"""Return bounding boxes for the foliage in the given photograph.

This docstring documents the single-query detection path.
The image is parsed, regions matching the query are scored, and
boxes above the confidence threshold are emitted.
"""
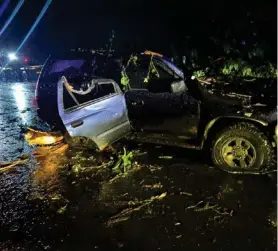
[120,53,161,90]
[143,55,159,83]
[193,58,277,79]
[57,205,67,214]
[112,147,133,174]
[120,71,130,91]
[176,10,276,81]
[120,54,138,91]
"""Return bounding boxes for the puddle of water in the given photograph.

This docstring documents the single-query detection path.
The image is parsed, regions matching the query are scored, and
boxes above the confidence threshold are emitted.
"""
[32,144,69,186]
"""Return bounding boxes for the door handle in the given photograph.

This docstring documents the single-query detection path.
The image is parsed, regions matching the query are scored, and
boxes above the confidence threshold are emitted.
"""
[71,120,84,128]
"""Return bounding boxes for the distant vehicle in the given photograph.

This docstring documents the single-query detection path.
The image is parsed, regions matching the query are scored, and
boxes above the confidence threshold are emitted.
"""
[35,51,277,174]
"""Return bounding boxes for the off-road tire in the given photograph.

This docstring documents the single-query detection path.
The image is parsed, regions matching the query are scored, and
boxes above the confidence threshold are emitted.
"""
[211,122,274,174]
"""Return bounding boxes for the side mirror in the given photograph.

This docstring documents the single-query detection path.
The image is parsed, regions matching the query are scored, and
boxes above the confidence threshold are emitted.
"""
[171,80,188,93]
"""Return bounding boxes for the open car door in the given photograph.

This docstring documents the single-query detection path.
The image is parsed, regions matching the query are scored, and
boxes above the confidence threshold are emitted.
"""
[57,77,131,150]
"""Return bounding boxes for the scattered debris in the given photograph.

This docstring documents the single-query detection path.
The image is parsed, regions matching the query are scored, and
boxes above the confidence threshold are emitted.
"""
[112,147,134,174]
[25,127,64,146]
[142,183,163,189]
[33,143,69,157]
[104,217,129,226]
[268,215,277,228]
[185,200,233,216]
[194,202,219,212]
[185,200,204,211]
[158,156,173,159]
[71,160,113,176]
[149,164,162,172]
[106,192,167,227]
[132,149,147,157]
[180,191,193,196]
[27,193,46,201]
[244,112,252,117]
[0,165,17,174]
[51,194,63,201]
[57,205,67,214]
[108,165,142,184]
[0,157,28,174]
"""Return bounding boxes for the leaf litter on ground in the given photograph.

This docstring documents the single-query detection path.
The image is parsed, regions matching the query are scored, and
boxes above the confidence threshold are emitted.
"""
[185,200,233,216]
[159,155,173,159]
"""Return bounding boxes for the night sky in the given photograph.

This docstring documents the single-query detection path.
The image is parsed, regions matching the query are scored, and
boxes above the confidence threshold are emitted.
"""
[0,0,276,61]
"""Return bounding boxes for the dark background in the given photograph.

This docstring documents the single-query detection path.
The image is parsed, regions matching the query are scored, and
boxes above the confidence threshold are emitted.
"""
[0,0,276,62]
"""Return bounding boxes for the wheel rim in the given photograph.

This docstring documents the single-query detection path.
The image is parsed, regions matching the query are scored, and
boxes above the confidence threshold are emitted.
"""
[221,137,257,169]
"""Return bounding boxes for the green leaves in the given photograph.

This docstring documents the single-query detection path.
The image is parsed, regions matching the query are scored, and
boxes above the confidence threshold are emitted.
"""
[194,58,277,79]
[120,54,162,91]
[130,55,138,66]
[112,147,134,174]
[242,67,252,76]
[120,55,139,91]
[120,72,130,91]
[143,77,149,83]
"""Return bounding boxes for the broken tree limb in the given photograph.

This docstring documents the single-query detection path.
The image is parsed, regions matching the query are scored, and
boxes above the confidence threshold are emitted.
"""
[25,127,64,146]
[105,192,167,227]
[0,158,28,168]
[0,158,28,174]
[185,201,204,211]
[185,200,233,216]
[0,166,17,174]
[33,143,69,157]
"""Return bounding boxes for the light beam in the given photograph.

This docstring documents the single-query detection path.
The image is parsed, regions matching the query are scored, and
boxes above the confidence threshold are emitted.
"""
[16,0,52,53]
[0,0,10,18]
[0,0,25,37]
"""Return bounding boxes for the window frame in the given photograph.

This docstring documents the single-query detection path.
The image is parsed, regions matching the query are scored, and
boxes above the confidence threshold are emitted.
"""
[62,79,121,113]
[128,57,183,92]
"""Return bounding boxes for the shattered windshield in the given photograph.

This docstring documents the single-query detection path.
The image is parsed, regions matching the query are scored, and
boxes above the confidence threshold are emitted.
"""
[154,58,183,80]
[161,58,184,79]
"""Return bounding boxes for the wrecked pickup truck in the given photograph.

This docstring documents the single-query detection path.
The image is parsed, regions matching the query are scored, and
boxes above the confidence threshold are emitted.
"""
[35,51,277,174]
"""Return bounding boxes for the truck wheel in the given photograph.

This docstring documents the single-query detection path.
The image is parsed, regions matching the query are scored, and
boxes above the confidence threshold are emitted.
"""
[211,122,274,174]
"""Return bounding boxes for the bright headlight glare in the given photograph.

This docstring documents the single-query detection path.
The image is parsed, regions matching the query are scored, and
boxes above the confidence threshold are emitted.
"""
[8,53,17,61]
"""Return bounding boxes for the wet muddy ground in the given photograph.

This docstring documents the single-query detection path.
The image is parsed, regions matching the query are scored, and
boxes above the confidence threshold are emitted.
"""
[0,82,277,250]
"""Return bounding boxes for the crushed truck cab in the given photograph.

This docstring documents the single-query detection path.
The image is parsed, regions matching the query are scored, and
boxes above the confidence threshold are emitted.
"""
[36,51,276,174]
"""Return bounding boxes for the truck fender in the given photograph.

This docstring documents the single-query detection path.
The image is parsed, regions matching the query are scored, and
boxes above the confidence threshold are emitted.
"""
[203,116,268,140]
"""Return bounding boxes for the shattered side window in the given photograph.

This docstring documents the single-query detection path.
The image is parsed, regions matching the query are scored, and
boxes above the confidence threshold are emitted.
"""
[127,57,150,89]
[63,86,78,110]
[63,83,116,110]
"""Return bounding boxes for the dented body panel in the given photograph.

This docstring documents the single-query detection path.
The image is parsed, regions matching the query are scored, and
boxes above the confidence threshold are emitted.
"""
[57,78,130,150]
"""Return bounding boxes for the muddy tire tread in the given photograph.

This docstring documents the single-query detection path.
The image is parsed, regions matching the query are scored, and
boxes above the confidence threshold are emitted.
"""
[211,122,274,173]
